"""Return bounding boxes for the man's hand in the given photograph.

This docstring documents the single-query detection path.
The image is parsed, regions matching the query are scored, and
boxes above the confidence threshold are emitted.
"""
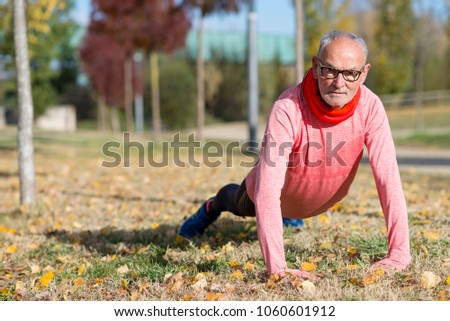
[371,258,409,272]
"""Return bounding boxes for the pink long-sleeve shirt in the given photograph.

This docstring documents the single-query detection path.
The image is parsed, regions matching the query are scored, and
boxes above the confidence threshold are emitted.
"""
[245,83,411,275]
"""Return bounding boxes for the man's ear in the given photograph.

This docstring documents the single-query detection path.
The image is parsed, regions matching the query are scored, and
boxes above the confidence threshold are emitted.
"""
[360,63,371,84]
[312,56,319,79]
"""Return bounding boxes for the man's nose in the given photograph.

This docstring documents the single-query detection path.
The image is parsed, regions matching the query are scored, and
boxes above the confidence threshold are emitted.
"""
[333,73,346,88]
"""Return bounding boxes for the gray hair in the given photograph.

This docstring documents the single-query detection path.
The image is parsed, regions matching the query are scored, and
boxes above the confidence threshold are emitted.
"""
[318,30,369,62]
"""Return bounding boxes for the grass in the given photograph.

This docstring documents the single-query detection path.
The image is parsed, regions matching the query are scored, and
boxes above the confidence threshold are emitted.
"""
[1,129,450,301]
[386,104,450,131]
[395,132,450,149]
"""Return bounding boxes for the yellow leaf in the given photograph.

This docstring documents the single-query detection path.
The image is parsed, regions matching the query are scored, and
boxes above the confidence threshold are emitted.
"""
[446,276,450,285]
[150,222,160,230]
[206,292,225,301]
[200,243,210,253]
[243,262,255,271]
[6,245,17,254]
[330,203,343,212]
[319,242,332,249]
[347,264,359,270]
[227,260,240,268]
[319,215,330,224]
[229,270,244,280]
[72,278,84,287]
[175,235,185,245]
[221,242,235,254]
[422,230,440,241]
[182,295,193,301]
[374,267,385,276]
[0,288,13,297]
[301,262,316,271]
[78,264,86,276]
[363,268,384,285]
[38,271,54,287]
[347,247,359,255]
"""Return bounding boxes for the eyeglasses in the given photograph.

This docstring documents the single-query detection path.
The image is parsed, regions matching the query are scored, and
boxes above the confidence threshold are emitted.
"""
[317,59,365,82]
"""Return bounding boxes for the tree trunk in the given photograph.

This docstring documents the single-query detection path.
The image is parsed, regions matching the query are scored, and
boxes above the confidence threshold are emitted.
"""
[196,17,205,143]
[150,52,161,141]
[97,95,109,131]
[110,106,121,133]
[124,57,134,132]
[14,0,35,205]
[295,0,304,84]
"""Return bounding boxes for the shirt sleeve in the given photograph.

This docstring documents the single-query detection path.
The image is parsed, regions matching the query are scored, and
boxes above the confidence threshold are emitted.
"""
[364,98,411,269]
[254,101,296,275]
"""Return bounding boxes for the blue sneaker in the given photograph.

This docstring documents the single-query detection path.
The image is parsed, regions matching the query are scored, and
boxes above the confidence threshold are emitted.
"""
[282,218,305,228]
[179,198,220,238]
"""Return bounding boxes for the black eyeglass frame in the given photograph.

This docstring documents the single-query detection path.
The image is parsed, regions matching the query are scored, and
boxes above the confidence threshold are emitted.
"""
[317,58,366,82]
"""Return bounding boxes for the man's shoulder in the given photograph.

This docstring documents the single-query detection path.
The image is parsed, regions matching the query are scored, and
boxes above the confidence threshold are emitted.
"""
[360,85,382,105]
[277,84,301,102]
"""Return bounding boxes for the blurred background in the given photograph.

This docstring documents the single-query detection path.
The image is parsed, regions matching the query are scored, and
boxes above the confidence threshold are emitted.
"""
[0,0,449,139]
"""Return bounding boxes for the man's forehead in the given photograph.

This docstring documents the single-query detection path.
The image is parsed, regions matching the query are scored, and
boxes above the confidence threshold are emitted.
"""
[320,38,366,65]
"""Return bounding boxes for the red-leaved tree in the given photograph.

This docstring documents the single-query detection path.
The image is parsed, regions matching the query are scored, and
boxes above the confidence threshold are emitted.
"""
[79,30,142,132]
[86,0,190,138]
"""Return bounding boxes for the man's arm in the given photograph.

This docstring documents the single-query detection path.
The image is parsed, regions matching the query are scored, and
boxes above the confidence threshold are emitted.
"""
[365,99,411,270]
[253,102,295,276]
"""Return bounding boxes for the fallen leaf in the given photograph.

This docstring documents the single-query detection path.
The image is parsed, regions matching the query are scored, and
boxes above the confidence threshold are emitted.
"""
[347,247,359,255]
[420,271,441,289]
[206,292,225,301]
[243,262,255,271]
[116,265,129,275]
[191,273,208,290]
[38,271,54,288]
[422,230,441,242]
[447,276,450,285]
[72,277,84,287]
[6,245,17,254]
[301,262,316,271]
[229,270,244,280]
[228,260,240,268]
[225,283,236,293]
[30,265,41,274]
[301,280,316,292]
[150,222,160,230]
[78,264,86,276]
[221,242,235,254]
[168,280,184,292]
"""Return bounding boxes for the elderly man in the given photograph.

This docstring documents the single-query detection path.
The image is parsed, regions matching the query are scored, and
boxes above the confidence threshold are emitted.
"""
[179,30,411,278]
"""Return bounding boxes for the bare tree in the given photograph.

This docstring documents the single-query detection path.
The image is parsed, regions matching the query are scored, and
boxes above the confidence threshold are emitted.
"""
[14,0,35,205]
[183,0,244,143]
[294,0,304,83]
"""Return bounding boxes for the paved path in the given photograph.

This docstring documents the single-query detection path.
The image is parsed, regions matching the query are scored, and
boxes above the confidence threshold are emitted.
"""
[202,121,450,176]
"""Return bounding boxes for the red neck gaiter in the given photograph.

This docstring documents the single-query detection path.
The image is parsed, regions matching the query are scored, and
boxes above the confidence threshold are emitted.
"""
[301,69,361,123]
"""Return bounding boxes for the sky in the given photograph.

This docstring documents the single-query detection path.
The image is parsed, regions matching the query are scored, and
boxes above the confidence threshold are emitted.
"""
[73,0,299,35]
[72,0,448,36]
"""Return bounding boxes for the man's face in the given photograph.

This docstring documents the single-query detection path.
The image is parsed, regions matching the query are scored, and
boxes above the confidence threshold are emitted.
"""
[312,38,371,109]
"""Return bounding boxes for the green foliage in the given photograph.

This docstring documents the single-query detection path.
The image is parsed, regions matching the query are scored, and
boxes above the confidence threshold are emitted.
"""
[205,54,247,122]
[0,0,78,117]
[369,0,416,94]
[158,57,197,129]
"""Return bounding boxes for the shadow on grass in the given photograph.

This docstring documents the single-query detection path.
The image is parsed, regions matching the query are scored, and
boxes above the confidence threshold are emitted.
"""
[45,217,257,257]
[0,171,17,178]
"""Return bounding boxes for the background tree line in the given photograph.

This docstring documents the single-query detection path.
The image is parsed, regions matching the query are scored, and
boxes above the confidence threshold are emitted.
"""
[0,0,449,133]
